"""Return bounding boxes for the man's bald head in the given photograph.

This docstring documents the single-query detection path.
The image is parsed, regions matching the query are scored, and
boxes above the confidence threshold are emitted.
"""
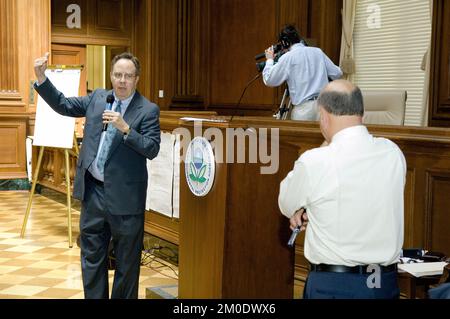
[323,79,356,93]
[318,80,364,116]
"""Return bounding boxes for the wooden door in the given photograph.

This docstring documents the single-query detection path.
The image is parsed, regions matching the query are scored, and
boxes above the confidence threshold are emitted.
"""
[51,44,87,137]
[429,0,450,127]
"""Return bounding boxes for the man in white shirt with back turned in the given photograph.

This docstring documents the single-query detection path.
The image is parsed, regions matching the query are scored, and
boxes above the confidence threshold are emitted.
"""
[279,79,406,299]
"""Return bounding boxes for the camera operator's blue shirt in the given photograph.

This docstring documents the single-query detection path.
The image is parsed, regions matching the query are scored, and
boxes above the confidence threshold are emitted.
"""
[263,43,342,106]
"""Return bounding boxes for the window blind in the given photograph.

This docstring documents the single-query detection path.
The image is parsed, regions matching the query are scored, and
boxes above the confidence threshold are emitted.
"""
[352,0,431,126]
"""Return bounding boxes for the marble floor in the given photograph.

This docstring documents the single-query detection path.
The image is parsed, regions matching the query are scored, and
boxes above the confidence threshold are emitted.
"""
[0,190,178,299]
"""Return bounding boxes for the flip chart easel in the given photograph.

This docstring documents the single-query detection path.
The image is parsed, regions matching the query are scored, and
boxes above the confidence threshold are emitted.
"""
[21,65,83,248]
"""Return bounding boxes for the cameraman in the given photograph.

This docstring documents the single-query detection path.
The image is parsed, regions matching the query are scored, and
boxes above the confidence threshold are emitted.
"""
[263,25,343,121]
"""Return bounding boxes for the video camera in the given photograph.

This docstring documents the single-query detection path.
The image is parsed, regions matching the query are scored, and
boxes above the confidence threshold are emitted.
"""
[255,43,284,73]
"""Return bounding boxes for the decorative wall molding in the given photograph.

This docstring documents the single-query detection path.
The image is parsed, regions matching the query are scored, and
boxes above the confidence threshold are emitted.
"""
[0,0,19,98]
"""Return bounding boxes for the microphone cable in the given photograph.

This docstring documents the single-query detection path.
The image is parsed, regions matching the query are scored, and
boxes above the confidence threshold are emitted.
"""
[230,73,262,122]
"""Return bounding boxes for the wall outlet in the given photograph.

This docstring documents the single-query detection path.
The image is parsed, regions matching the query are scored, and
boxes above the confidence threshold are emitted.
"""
[158,90,164,98]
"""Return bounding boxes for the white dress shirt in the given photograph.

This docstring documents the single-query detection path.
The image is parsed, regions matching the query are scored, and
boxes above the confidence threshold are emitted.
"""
[263,43,342,106]
[278,125,406,266]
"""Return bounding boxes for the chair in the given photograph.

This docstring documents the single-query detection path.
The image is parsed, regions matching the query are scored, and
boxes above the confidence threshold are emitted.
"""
[361,89,407,125]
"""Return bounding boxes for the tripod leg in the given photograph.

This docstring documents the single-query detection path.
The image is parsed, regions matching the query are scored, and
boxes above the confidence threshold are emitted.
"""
[276,89,289,119]
[282,99,292,120]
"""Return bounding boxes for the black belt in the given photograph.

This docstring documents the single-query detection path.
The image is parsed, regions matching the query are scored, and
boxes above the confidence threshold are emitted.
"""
[310,263,397,274]
[86,170,104,187]
[295,95,319,106]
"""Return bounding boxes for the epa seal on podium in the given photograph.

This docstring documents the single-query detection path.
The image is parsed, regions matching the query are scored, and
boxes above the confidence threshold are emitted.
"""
[185,137,215,197]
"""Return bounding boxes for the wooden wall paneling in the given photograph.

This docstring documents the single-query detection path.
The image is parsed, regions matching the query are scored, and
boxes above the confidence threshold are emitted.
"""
[154,0,180,110]
[23,0,51,117]
[308,0,343,64]
[396,146,429,251]
[170,0,205,109]
[134,0,178,110]
[86,45,105,91]
[208,0,278,114]
[134,0,154,102]
[0,0,21,103]
[89,0,132,40]
[429,0,450,127]
[277,0,310,39]
[412,167,427,249]
[440,0,450,107]
[51,0,132,47]
[133,0,151,99]
[403,169,416,248]
[51,0,88,37]
[425,170,450,256]
[0,0,50,180]
[144,211,179,245]
[0,116,27,179]
[382,135,450,254]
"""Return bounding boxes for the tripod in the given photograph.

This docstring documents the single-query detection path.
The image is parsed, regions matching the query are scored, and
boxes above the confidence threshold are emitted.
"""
[273,88,292,120]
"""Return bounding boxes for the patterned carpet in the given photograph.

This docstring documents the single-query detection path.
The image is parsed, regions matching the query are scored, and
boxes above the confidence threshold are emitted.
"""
[0,190,178,299]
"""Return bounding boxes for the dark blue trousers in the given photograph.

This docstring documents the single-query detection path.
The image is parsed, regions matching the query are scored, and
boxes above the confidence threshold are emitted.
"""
[80,174,144,299]
[303,270,400,299]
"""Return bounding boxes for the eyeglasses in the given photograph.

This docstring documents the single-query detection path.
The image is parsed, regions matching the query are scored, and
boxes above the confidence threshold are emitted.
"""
[112,72,136,81]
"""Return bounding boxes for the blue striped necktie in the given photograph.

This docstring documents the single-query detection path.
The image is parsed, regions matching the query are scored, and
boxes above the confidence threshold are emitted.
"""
[96,100,122,175]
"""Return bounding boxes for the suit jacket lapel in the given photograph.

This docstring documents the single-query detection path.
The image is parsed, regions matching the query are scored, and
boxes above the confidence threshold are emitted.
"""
[123,91,143,125]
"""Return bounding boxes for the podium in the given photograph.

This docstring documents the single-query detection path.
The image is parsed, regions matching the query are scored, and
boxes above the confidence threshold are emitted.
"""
[178,119,296,298]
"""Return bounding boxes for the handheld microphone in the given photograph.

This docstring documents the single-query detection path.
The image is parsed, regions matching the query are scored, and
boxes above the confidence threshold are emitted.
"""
[287,226,302,247]
[102,94,115,131]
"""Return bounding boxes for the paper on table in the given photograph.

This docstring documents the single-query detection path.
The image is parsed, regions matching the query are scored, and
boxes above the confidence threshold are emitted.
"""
[398,262,448,277]
[180,117,228,123]
[172,134,181,219]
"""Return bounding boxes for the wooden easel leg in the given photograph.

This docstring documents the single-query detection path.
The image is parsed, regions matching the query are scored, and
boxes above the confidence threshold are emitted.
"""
[21,146,45,238]
[64,149,73,248]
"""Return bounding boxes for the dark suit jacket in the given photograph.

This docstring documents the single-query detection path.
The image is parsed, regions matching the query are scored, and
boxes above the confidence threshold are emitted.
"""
[35,78,161,215]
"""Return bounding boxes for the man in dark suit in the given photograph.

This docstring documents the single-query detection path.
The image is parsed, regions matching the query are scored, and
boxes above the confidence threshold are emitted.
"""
[34,52,161,299]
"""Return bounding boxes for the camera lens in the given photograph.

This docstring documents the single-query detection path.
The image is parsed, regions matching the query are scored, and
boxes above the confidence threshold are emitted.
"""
[273,44,282,53]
